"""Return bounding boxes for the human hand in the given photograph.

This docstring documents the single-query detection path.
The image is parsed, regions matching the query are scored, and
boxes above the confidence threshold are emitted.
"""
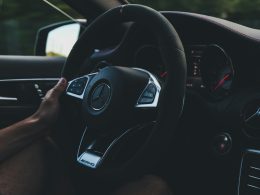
[31,78,67,129]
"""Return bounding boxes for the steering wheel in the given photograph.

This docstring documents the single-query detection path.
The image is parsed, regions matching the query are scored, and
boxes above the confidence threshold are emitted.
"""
[62,4,187,179]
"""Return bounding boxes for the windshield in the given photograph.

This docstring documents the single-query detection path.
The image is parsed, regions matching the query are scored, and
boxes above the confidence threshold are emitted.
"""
[131,0,260,29]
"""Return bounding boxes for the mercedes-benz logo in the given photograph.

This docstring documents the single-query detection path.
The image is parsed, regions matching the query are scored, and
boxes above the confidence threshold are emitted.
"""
[90,83,111,111]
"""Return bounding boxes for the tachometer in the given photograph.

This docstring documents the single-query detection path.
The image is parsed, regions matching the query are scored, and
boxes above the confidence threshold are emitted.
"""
[200,45,234,99]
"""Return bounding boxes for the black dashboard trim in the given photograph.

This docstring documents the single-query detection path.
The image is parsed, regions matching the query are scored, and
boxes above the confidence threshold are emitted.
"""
[161,11,260,43]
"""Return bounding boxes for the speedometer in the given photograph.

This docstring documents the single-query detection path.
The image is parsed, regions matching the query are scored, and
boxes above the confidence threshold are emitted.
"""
[200,45,234,99]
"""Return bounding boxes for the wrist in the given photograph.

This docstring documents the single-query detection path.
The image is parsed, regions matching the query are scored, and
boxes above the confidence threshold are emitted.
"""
[27,114,46,130]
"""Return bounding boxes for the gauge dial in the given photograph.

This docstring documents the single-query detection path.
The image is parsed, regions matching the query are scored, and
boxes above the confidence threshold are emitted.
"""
[200,45,234,99]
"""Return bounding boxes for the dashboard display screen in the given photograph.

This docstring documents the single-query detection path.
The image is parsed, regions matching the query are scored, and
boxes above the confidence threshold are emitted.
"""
[186,45,206,89]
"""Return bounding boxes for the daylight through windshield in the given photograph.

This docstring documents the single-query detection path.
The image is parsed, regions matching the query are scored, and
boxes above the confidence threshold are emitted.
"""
[131,0,260,29]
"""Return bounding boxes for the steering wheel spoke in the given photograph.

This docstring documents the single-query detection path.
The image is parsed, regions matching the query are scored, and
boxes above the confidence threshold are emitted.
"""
[66,73,97,99]
[134,68,161,108]
[77,123,154,169]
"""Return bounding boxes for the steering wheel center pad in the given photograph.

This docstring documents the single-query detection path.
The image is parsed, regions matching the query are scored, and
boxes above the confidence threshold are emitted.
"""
[82,66,150,131]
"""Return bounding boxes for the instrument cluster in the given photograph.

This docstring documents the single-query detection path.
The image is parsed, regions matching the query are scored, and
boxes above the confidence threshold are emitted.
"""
[134,44,234,100]
[186,44,234,99]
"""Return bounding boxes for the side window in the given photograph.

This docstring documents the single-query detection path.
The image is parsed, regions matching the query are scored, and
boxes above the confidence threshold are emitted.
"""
[0,0,81,56]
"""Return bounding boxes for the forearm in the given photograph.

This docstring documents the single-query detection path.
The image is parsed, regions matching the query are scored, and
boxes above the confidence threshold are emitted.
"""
[0,78,66,162]
[0,115,46,162]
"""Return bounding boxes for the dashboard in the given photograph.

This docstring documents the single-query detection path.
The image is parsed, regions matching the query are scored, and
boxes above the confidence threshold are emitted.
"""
[90,11,260,195]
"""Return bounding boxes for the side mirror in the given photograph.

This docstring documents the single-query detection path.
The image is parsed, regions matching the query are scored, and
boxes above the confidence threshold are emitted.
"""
[35,20,85,57]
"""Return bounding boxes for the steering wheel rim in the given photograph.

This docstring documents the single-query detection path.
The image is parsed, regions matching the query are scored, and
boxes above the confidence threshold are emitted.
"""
[62,4,187,179]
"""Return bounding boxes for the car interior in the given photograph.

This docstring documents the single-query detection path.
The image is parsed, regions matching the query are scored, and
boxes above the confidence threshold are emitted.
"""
[1,0,260,195]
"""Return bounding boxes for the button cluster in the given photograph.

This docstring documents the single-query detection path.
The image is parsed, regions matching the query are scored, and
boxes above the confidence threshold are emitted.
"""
[67,77,88,95]
[138,83,157,104]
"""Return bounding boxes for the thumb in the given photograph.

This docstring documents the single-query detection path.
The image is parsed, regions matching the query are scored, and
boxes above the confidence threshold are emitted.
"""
[52,78,67,97]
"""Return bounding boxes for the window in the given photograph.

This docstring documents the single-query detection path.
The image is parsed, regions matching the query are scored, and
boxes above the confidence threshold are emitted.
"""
[0,0,82,55]
[131,0,260,29]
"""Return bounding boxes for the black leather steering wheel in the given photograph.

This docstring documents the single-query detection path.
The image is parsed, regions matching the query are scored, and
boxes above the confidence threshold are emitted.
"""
[62,4,187,179]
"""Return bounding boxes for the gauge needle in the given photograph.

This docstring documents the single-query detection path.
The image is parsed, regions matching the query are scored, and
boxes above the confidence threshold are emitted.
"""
[160,71,168,78]
[213,73,231,91]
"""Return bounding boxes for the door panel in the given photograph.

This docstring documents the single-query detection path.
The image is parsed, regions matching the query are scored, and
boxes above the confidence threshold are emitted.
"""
[0,55,65,128]
[0,55,64,79]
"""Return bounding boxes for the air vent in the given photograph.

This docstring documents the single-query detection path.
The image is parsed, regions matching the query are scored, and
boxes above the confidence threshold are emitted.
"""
[239,150,260,195]
[242,100,260,138]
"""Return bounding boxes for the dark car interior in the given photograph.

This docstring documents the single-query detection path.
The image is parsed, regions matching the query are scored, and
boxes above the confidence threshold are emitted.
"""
[1,0,260,195]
